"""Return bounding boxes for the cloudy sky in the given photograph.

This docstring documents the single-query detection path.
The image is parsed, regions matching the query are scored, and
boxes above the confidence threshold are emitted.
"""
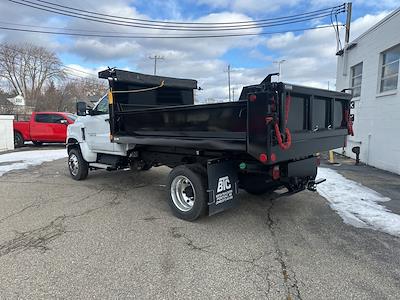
[0,0,398,102]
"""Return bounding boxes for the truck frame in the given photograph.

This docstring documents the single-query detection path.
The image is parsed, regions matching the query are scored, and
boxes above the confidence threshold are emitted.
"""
[67,68,352,221]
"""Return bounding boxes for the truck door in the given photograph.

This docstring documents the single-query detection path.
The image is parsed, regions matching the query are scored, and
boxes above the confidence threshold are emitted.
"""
[48,114,69,142]
[30,113,53,142]
[84,95,114,153]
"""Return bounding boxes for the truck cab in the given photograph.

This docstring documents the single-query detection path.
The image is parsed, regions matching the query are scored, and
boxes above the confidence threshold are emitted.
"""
[67,95,130,164]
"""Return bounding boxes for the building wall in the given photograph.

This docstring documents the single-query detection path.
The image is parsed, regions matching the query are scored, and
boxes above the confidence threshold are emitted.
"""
[0,115,15,152]
[336,10,400,174]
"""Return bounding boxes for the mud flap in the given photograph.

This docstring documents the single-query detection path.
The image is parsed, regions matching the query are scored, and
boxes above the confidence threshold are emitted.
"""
[207,158,239,216]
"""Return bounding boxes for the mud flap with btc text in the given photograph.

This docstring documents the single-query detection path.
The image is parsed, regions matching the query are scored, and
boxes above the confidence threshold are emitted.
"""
[207,158,239,216]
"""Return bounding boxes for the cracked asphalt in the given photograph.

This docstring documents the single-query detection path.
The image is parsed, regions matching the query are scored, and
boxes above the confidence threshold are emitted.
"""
[1,151,400,299]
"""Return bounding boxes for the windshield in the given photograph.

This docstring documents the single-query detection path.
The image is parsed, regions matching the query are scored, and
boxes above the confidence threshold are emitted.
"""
[67,113,77,121]
[94,94,109,114]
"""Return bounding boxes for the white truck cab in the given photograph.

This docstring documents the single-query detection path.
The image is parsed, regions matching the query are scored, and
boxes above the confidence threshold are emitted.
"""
[66,94,134,180]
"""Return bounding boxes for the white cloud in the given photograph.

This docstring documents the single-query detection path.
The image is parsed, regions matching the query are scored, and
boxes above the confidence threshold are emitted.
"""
[350,11,390,40]
[64,64,106,78]
[196,0,300,13]
[263,11,392,89]
[0,0,394,102]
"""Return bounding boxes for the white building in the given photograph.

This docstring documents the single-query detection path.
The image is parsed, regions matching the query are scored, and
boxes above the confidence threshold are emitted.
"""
[336,8,400,174]
[0,115,14,152]
[7,95,25,106]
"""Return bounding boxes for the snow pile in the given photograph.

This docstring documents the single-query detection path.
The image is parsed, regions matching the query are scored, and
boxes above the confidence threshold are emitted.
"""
[0,149,67,176]
[317,167,400,237]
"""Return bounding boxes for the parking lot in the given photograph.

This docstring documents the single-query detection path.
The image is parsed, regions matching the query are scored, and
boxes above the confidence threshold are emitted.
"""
[1,147,400,299]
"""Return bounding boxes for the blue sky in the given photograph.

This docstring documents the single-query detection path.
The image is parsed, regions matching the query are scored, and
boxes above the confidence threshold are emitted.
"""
[0,0,398,101]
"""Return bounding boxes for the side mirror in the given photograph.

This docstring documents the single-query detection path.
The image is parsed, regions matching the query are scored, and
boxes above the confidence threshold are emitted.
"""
[76,101,87,116]
[60,119,68,125]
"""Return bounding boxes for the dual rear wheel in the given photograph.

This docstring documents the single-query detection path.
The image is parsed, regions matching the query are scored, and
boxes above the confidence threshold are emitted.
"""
[167,165,208,221]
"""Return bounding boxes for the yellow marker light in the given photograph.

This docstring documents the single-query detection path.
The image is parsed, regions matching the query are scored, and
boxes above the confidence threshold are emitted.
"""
[108,89,113,104]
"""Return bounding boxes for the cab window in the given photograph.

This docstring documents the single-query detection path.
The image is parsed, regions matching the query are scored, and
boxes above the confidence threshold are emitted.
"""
[35,114,52,123]
[35,114,66,123]
[94,95,109,114]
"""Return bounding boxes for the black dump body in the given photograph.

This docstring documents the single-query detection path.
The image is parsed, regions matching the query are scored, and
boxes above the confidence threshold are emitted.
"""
[99,68,352,165]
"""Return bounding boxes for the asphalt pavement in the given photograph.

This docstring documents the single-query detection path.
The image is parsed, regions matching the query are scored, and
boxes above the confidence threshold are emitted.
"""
[0,149,399,299]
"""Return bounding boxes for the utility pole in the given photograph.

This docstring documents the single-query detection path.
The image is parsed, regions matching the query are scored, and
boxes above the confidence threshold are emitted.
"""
[345,2,352,45]
[225,64,231,102]
[231,87,236,101]
[342,3,352,78]
[149,55,164,75]
[224,64,238,101]
[273,60,286,81]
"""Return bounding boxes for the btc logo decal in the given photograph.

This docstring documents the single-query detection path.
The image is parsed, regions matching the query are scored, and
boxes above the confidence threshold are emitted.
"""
[217,176,231,193]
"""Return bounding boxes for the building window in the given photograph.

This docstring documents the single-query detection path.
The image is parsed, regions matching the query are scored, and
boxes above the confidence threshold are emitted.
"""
[380,44,400,92]
[351,62,363,97]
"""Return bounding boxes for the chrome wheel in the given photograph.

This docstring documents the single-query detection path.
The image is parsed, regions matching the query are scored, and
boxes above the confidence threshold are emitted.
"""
[170,175,196,212]
[68,153,79,176]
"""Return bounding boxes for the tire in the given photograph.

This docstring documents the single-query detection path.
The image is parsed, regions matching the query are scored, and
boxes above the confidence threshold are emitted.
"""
[14,132,24,148]
[68,148,89,180]
[240,174,275,195]
[167,164,208,221]
[32,141,43,146]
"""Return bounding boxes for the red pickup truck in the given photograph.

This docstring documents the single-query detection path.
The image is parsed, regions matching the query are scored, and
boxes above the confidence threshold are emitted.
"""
[13,112,77,147]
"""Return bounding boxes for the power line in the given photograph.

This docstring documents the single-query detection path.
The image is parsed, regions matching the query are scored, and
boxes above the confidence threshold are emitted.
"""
[7,0,345,31]
[23,0,345,26]
[0,24,343,39]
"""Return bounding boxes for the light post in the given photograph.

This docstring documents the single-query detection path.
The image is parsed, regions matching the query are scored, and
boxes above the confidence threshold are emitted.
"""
[273,59,286,81]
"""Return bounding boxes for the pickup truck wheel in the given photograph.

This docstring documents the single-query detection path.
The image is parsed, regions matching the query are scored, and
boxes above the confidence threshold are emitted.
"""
[14,132,24,148]
[68,148,89,180]
[167,165,207,221]
[32,141,43,146]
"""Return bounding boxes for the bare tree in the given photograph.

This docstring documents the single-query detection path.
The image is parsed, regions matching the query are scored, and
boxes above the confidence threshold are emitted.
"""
[35,77,108,112]
[0,43,65,107]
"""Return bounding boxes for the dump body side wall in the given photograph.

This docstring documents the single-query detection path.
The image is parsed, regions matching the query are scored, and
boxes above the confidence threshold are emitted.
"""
[107,76,352,164]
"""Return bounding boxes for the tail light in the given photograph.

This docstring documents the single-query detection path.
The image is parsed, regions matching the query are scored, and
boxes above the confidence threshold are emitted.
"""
[259,153,268,163]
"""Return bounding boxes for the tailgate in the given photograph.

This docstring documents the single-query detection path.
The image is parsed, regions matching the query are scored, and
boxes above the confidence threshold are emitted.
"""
[246,82,352,164]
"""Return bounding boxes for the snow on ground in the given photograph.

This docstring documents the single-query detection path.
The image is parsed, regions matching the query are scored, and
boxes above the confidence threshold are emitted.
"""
[317,167,400,237]
[0,149,67,177]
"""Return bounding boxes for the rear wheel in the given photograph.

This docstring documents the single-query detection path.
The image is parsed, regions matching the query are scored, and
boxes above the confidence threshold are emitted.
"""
[14,132,24,148]
[68,148,89,180]
[167,164,208,221]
